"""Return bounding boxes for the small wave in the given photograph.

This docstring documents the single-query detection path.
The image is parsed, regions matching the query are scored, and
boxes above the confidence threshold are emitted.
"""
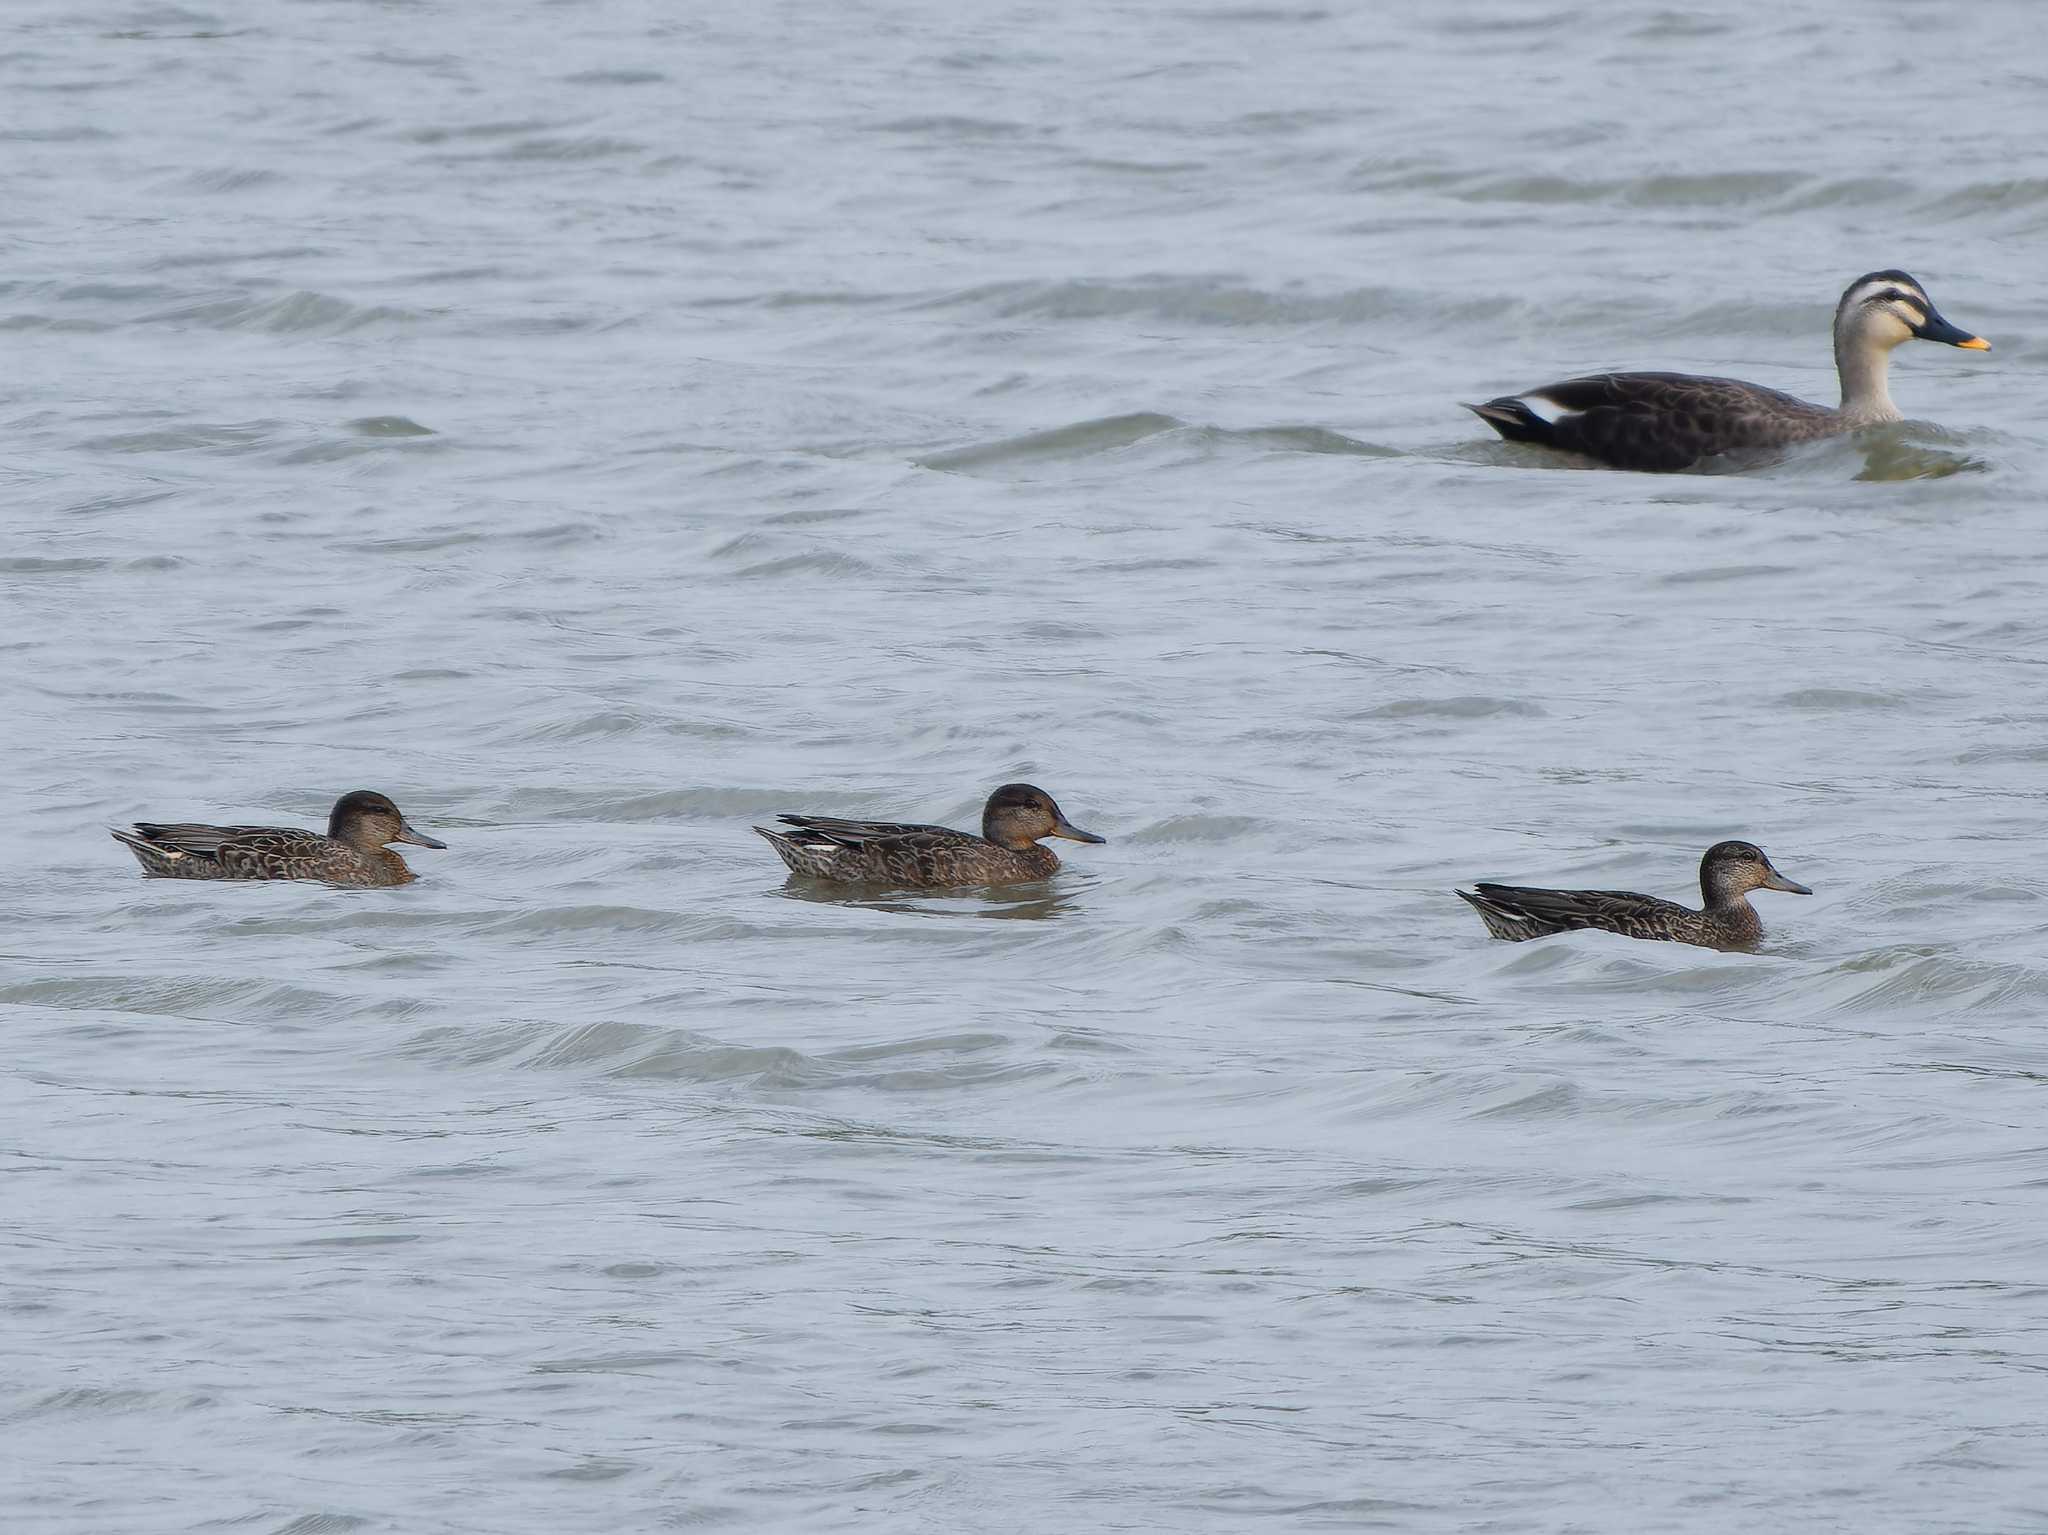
[730,550,881,580]
[1223,107,1349,134]
[476,136,648,163]
[1807,945,2048,1017]
[928,276,1422,327]
[503,709,748,745]
[1773,688,1906,712]
[0,126,116,143]
[405,1016,1051,1094]
[143,244,329,273]
[174,167,283,194]
[0,973,359,1023]
[529,1349,698,1376]
[768,882,1085,924]
[399,117,561,145]
[919,412,1183,474]
[347,415,435,437]
[1475,426,1992,481]
[1915,176,2048,216]
[1625,171,1805,207]
[482,905,761,942]
[1848,437,1989,482]
[1361,696,1545,721]
[1658,563,1799,586]
[561,69,667,86]
[139,289,419,334]
[279,432,454,467]
[1628,10,1734,38]
[1206,7,1335,23]
[1446,169,1842,210]
[1173,424,1400,460]
[868,115,1032,139]
[23,1386,214,1417]
[464,787,739,824]
[76,419,283,455]
[61,281,182,304]
[330,528,488,554]
[761,505,869,529]
[1130,814,1274,845]
[1758,428,1991,482]
[1471,1079,1583,1120]
[0,556,108,574]
[1071,155,1204,177]
[1450,173,1612,206]
[1768,175,1918,212]
[698,288,906,311]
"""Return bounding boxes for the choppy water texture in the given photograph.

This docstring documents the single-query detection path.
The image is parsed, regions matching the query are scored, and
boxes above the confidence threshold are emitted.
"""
[7,2,2048,1530]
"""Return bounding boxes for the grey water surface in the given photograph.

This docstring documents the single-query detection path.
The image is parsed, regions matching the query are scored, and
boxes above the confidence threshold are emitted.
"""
[7,1,2048,1530]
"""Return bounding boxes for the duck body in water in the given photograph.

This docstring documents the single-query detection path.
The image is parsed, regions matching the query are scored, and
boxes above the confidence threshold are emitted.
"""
[756,782,1104,888]
[1468,271,1988,471]
[1457,840,1811,952]
[112,789,447,887]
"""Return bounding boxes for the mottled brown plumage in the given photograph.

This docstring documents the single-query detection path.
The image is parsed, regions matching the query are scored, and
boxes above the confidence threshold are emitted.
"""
[755,783,1104,888]
[111,789,447,888]
[1456,840,1811,952]
[1468,270,1988,472]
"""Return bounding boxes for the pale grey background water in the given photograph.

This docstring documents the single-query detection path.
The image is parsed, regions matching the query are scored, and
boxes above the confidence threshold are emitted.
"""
[6,1,2048,1530]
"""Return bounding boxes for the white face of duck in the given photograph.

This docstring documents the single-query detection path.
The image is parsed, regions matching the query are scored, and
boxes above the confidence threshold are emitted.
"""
[1831,271,1987,421]
[1834,272,1989,355]
[1836,275,1930,353]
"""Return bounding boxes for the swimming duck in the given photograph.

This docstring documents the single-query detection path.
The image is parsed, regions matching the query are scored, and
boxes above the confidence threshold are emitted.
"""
[755,782,1104,887]
[1467,270,1988,471]
[111,789,447,887]
[1457,840,1810,952]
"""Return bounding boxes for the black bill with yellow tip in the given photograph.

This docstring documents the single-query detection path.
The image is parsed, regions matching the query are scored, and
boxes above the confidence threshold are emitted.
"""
[1913,306,1990,350]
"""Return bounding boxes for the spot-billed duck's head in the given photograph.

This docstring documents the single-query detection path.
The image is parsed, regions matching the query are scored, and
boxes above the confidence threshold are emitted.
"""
[1834,270,1988,357]
[981,783,1105,851]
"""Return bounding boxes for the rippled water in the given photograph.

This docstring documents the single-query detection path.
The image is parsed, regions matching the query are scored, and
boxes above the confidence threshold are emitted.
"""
[8,2,2048,1530]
